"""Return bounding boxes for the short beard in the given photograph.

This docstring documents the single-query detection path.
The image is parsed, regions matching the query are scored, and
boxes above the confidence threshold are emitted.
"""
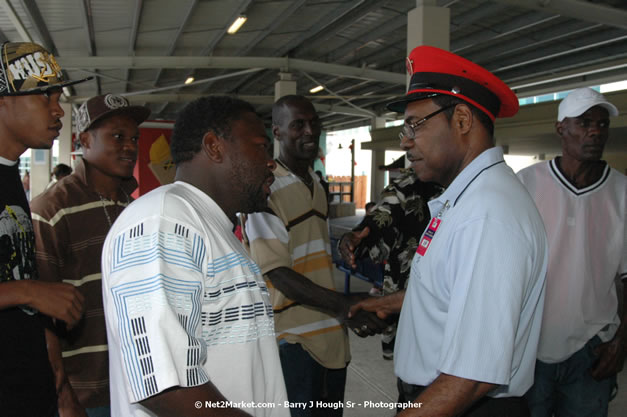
[239,183,268,214]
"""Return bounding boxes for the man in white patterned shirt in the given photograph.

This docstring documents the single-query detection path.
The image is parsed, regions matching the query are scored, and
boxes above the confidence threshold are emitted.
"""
[102,96,288,417]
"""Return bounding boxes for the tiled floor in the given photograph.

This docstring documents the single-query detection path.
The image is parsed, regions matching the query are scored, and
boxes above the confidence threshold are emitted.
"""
[333,269,627,417]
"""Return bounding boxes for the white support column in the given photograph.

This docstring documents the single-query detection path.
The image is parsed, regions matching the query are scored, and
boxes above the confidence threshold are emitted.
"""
[57,102,73,166]
[370,117,387,202]
[274,72,297,100]
[29,102,73,199]
[29,149,51,200]
[407,1,451,53]
[273,72,297,158]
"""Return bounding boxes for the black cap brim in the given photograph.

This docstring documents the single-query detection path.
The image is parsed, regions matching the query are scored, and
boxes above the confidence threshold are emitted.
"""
[386,92,438,113]
[1,76,93,96]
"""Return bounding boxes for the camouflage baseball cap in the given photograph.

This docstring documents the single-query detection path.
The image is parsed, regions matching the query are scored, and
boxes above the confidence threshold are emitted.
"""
[0,42,90,96]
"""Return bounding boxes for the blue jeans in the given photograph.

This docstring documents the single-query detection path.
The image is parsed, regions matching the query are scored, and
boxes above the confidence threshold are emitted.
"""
[525,336,616,417]
[279,342,347,417]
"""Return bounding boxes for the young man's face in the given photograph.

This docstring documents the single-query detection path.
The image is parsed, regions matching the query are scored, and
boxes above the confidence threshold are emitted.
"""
[557,106,610,162]
[0,90,64,157]
[81,114,139,179]
[273,100,321,162]
[224,111,275,213]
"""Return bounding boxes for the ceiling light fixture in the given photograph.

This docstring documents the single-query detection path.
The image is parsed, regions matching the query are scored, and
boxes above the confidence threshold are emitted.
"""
[184,76,195,85]
[309,85,324,93]
[227,15,247,34]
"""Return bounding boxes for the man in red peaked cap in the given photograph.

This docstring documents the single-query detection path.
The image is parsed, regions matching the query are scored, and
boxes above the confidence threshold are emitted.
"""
[350,46,548,416]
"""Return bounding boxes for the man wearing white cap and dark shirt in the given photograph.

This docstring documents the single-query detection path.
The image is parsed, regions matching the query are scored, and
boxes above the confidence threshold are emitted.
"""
[518,87,626,417]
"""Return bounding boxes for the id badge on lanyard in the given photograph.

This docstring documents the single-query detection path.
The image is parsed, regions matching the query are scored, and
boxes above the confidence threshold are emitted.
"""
[417,200,449,257]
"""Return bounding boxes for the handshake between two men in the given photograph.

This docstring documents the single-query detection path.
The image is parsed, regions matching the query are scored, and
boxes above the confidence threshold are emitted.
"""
[337,226,403,338]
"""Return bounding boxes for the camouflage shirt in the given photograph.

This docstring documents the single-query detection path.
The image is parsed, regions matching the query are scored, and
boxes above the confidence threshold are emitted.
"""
[355,169,442,294]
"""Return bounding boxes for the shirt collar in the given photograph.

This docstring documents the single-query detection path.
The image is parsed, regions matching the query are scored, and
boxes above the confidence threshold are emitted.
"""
[174,180,235,231]
[274,159,313,177]
[428,147,505,217]
[0,156,17,166]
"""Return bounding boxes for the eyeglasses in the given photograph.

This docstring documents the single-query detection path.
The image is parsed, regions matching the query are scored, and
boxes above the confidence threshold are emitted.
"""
[398,104,456,141]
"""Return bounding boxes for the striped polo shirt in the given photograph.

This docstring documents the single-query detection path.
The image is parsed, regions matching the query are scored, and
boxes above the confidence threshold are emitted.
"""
[245,163,350,369]
[30,159,136,408]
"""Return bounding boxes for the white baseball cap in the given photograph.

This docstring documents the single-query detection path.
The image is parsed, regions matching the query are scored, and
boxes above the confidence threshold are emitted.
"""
[557,87,619,121]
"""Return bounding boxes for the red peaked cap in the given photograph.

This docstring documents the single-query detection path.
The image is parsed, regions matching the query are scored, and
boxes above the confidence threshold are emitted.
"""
[387,46,519,120]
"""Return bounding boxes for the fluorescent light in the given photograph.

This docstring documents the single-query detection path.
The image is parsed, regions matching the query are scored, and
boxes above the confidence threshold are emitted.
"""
[184,76,194,85]
[309,85,324,93]
[227,15,247,34]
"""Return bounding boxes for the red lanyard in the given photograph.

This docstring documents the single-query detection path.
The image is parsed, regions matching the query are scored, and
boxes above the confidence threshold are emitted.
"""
[417,200,449,256]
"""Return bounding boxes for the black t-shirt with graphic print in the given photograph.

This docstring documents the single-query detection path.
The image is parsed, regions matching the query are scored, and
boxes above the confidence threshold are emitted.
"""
[0,161,56,417]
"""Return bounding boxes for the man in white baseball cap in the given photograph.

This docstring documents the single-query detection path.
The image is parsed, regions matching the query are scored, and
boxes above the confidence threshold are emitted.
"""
[557,87,619,122]
[518,87,625,417]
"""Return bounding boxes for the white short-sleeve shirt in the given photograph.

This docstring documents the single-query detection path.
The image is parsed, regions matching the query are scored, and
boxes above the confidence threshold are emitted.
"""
[518,160,627,363]
[395,147,548,397]
[102,181,289,417]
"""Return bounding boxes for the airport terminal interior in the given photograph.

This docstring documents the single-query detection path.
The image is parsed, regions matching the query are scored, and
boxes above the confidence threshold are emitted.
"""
[2,0,626,415]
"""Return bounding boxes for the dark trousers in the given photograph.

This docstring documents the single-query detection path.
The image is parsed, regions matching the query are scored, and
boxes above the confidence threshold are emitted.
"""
[398,378,530,417]
[279,342,347,417]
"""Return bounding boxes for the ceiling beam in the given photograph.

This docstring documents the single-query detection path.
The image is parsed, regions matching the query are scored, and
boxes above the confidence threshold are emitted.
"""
[56,56,406,85]
[467,21,602,65]
[237,0,306,57]
[509,57,627,97]
[79,0,100,94]
[199,0,308,94]
[152,0,198,86]
[273,0,368,58]
[503,50,627,87]
[202,0,252,56]
[0,0,33,41]
[123,68,263,96]
[292,0,390,58]
[490,33,627,74]
[9,1,78,97]
[451,3,508,30]
[301,71,375,117]
[125,0,144,92]
[79,0,96,56]
[68,93,376,117]
[327,14,407,64]
[17,0,56,53]
[221,0,373,94]
[452,11,559,53]
[490,0,627,30]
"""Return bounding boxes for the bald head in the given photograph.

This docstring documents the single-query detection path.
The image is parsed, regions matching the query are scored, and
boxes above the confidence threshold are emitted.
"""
[272,95,315,127]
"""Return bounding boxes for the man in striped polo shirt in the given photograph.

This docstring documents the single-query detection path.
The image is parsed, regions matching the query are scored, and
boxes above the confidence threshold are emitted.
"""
[31,94,149,416]
[245,95,385,416]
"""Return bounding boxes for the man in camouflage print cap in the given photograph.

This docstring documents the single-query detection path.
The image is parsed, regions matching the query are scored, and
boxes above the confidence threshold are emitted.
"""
[0,42,88,416]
